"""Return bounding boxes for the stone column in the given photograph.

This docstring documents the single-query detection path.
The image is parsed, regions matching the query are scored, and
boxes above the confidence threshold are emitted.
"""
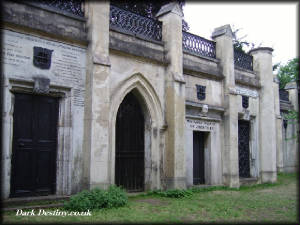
[83,1,111,190]
[285,81,299,171]
[212,25,239,188]
[156,2,186,189]
[249,47,277,183]
[273,76,283,172]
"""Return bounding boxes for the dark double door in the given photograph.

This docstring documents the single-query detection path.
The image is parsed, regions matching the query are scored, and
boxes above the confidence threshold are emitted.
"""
[238,120,250,178]
[11,93,58,197]
[115,93,145,192]
[193,131,205,185]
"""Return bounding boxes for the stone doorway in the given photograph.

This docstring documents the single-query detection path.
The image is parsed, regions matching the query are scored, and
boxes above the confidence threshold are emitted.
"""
[193,131,206,185]
[238,120,251,178]
[115,92,145,191]
[10,93,59,197]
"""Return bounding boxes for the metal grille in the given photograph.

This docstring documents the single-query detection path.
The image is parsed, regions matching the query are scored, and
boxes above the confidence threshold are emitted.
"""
[238,120,250,178]
[183,31,216,58]
[242,96,249,109]
[109,5,162,42]
[38,0,84,17]
[234,49,253,71]
[33,47,53,70]
[279,89,289,101]
[196,85,206,100]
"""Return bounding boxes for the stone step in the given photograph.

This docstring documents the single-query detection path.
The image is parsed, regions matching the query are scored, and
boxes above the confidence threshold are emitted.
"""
[188,184,224,189]
[3,195,70,205]
[2,195,70,210]
[2,203,64,212]
[239,178,259,186]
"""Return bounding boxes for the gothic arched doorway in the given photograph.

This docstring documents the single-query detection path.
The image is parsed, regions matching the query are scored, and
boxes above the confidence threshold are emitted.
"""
[115,92,145,191]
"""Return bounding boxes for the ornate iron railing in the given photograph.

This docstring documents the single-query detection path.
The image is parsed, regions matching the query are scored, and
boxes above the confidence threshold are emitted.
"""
[37,0,84,17]
[234,49,253,71]
[109,5,162,42]
[279,89,289,101]
[182,31,216,59]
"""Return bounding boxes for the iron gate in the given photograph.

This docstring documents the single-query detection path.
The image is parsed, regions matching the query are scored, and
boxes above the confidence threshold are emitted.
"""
[238,120,250,178]
[115,92,144,191]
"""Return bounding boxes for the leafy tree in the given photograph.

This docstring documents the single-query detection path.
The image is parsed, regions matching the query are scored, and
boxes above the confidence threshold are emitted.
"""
[110,0,189,31]
[232,25,261,53]
[276,58,299,89]
[276,58,299,141]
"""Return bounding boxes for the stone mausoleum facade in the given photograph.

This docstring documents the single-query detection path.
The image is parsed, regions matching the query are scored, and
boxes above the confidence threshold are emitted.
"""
[1,1,298,199]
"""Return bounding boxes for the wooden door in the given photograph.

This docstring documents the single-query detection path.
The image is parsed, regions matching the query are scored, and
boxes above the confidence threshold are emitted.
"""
[115,92,144,192]
[193,131,205,185]
[10,93,58,197]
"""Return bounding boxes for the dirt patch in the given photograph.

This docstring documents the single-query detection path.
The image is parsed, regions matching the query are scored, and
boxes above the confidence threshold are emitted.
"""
[135,198,169,206]
[212,190,240,195]
[257,183,297,195]
[180,214,197,222]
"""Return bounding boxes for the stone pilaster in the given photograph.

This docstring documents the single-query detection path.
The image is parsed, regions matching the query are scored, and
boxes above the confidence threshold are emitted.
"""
[212,25,239,188]
[83,1,111,190]
[249,47,277,183]
[273,76,283,172]
[284,82,299,171]
[156,2,186,189]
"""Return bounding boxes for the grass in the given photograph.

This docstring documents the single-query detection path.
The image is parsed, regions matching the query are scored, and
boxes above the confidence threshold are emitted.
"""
[1,172,298,223]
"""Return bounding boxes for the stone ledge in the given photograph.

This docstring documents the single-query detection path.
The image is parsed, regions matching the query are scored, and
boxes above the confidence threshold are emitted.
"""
[109,33,166,65]
[110,27,163,46]
[185,114,222,122]
[3,1,87,44]
[183,57,223,80]
[185,100,225,113]
[183,50,220,63]
[235,70,261,89]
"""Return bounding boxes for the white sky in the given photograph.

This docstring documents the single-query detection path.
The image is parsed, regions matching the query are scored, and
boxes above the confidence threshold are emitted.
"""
[183,2,298,65]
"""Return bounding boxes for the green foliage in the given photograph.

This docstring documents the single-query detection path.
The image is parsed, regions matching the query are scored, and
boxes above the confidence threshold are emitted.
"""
[284,109,299,121]
[232,25,260,53]
[148,189,193,198]
[283,109,299,141]
[3,173,298,223]
[277,58,299,89]
[273,62,281,71]
[64,185,128,211]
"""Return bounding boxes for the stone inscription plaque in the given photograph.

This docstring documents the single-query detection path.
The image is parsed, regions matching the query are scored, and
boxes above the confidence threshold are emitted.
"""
[186,119,216,131]
[229,86,259,98]
[1,29,86,107]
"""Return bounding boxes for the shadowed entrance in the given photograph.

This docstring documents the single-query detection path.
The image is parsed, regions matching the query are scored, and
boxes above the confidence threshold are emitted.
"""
[11,93,58,197]
[115,92,145,191]
[238,120,251,178]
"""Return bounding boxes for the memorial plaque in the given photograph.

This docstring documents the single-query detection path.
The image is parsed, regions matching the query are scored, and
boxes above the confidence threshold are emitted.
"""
[2,29,86,107]
[186,119,216,131]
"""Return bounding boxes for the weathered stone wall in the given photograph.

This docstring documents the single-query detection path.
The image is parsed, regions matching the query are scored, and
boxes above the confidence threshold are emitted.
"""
[1,29,87,198]
[185,75,223,107]
[3,1,87,44]
[1,1,286,199]
[108,32,166,190]
[281,82,299,172]
[2,1,88,199]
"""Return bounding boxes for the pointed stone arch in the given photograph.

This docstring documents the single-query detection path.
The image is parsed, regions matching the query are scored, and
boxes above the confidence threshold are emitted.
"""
[108,73,164,190]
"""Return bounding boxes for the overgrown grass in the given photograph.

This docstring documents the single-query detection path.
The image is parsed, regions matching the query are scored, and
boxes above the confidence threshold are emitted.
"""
[2,172,298,223]
[64,185,128,211]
